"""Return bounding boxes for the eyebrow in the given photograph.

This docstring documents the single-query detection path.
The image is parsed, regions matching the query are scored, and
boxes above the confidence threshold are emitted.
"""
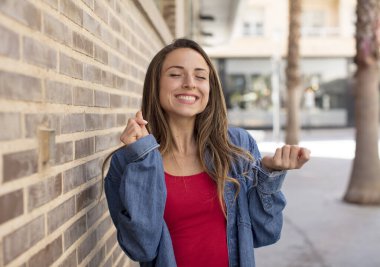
[165,65,209,72]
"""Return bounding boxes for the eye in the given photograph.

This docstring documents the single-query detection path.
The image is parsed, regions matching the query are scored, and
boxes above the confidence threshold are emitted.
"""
[169,73,181,77]
[196,76,206,80]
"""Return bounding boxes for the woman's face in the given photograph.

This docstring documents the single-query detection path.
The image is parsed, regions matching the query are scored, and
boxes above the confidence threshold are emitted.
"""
[159,48,210,121]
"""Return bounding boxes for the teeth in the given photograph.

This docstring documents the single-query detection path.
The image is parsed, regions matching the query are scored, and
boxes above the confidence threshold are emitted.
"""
[177,95,196,101]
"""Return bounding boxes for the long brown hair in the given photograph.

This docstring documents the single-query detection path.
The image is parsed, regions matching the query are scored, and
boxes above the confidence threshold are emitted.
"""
[103,39,253,214]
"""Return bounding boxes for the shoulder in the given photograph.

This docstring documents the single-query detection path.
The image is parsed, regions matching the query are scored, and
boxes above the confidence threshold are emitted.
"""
[227,126,256,150]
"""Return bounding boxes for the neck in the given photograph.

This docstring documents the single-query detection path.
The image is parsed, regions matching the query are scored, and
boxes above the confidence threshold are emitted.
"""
[167,116,197,156]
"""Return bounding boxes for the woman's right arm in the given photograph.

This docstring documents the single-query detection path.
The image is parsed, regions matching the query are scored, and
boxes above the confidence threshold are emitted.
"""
[104,134,166,262]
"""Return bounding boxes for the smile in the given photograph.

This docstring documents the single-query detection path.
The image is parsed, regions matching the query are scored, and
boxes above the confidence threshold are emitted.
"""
[175,94,199,104]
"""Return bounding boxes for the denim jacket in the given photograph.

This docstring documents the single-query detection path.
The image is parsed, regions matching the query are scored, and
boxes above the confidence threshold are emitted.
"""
[105,127,286,267]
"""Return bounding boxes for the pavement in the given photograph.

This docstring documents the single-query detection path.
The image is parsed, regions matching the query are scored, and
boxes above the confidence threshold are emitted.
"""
[253,128,380,267]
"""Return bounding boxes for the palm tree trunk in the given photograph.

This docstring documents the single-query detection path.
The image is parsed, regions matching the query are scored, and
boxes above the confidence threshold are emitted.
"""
[344,0,380,204]
[285,0,302,145]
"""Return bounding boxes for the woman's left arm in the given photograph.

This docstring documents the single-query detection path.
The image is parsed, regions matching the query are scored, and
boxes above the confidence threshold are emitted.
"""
[247,137,310,247]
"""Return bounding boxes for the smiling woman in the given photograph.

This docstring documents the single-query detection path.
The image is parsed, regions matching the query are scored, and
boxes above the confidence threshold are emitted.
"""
[103,38,310,267]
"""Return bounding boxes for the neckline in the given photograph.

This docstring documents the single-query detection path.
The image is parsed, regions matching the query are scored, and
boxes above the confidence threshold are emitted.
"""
[164,171,206,178]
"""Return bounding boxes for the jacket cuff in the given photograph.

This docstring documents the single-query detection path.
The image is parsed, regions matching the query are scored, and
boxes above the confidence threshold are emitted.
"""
[124,134,160,163]
[256,161,286,194]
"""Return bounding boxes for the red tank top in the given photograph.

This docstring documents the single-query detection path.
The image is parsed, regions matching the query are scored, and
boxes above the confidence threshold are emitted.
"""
[164,172,229,267]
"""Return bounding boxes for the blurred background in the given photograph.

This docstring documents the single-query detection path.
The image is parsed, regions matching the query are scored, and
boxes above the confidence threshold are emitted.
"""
[0,0,379,267]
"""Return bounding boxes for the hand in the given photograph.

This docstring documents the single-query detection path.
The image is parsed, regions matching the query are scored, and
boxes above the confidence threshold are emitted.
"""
[120,111,149,145]
[261,145,310,171]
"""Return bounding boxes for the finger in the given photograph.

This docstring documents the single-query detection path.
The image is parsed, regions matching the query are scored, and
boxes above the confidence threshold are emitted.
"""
[120,119,142,144]
[136,110,144,120]
[289,145,300,169]
[135,111,149,135]
[295,148,311,168]
[135,118,148,125]
[281,145,291,168]
[272,148,282,168]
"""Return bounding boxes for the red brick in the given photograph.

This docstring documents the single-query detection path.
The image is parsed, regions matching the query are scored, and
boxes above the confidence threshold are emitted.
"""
[117,40,128,55]
[47,196,75,233]
[63,164,86,193]
[75,137,95,159]
[82,0,94,9]
[84,64,102,84]
[58,251,77,267]
[0,25,19,59]
[86,198,107,228]
[116,113,127,126]
[28,236,63,267]
[60,0,83,26]
[114,76,126,90]
[105,231,117,254]
[63,164,86,192]
[85,113,103,131]
[101,70,114,87]
[0,112,21,141]
[94,91,110,107]
[103,114,116,128]
[72,32,93,56]
[77,231,96,264]
[60,53,83,79]
[25,113,60,138]
[110,15,120,33]
[83,12,100,37]
[3,149,38,182]
[112,246,122,265]
[102,256,112,267]
[100,26,116,48]
[0,71,42,102]
[76,183,100,212]
[95,132,119,152]
[94,45,108,64]
[3,216,45,264]
[0,0,41,30]
[0,189,23,224]
[64,215,86,250]
[110,94,129,108]
[94,1,108,22]
[61,113,84,134]
[55,141,73,164]
[88,245,105,267]
[23,36,57,69]
[73,86,94,106]
[43,13,71,45]
[43,0,58,9]
[96,217,112,240]
[84,158,101,181]
[28,173,62,211]
[45,80,72,105]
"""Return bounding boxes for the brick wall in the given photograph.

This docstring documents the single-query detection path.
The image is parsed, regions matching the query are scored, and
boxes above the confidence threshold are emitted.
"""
[0,0,172,266]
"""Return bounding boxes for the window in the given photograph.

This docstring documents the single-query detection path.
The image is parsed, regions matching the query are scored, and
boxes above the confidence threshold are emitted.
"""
[242,7,265,36]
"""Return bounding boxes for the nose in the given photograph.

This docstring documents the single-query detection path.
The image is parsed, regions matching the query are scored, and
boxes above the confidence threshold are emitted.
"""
[182,74,195,89]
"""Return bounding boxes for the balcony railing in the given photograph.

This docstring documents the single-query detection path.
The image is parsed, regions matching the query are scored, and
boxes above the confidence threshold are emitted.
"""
[301,27,344,37]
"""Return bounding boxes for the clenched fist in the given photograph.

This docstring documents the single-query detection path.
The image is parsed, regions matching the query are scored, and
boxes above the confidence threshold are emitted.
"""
[120,111,149,145]
[261,145,310,171]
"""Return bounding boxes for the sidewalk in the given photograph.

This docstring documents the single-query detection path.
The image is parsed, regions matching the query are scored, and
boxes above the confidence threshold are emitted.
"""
[254,129,380,267]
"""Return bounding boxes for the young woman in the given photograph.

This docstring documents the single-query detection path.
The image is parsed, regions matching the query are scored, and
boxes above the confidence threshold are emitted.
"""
[104,38,310,267]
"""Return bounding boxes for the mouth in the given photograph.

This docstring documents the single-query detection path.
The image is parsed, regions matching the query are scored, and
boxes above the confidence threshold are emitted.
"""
[175,94,199,104]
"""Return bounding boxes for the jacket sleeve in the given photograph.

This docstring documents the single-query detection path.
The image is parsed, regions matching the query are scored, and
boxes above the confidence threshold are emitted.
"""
[104,134,166,261]
[246,134,287,248]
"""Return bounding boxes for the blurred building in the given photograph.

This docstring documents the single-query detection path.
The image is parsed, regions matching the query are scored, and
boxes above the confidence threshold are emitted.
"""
[202,0,357,128]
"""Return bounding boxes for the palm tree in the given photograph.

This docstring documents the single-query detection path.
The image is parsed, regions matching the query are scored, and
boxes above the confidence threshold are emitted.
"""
[344,0,380,204]
[285,0,302,145]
